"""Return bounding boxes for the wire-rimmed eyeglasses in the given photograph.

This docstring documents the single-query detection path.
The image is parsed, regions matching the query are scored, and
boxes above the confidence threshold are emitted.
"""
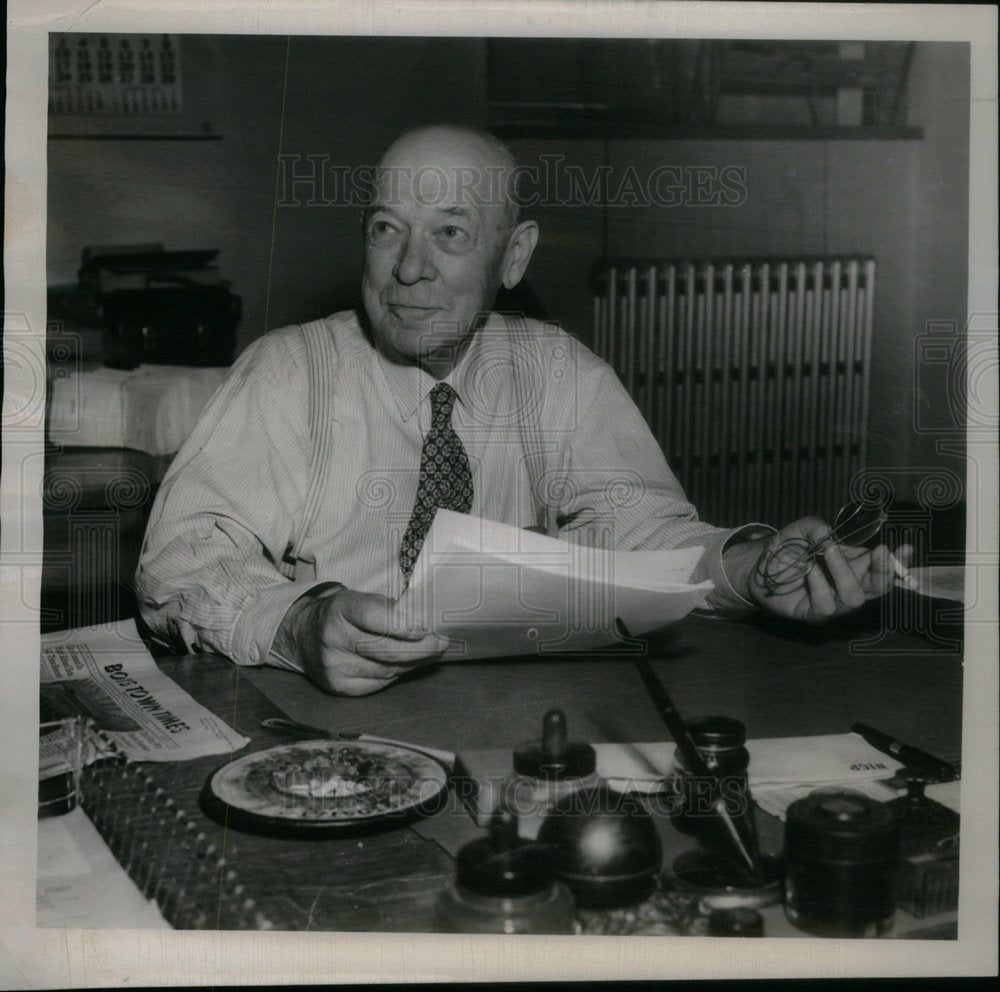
[756,501,888,594]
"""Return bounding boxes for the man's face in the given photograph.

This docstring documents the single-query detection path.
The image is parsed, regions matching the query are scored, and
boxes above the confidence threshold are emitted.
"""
[361,132,512,372]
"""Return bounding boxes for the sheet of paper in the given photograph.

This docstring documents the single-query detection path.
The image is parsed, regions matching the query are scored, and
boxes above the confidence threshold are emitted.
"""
[925,778,962,815]
[595,736,963,822]
[395,510,713,660]
[592,733,905,792]
[900,564,966,603]
[744,732,904,785]
[36,809,171,929]
[41,618,250,761]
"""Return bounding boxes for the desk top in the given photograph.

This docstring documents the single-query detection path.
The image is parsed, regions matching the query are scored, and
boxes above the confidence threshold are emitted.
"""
[64,604,963,934]
[243,606,963,761]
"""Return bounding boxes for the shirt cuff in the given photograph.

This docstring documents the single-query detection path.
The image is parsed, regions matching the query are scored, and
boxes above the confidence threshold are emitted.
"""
[693,522,778,616]
[229,580,341,668]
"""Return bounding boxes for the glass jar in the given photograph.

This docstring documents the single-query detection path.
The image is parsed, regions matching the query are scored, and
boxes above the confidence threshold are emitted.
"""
[670,716,750,837]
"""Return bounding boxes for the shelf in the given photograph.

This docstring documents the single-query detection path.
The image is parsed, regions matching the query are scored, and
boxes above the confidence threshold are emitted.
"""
[49,132,223,141]
[491,121,924,142]
[487,39,918,142]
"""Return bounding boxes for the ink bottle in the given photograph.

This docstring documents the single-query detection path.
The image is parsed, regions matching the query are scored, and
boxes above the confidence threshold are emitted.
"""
[508,709,599,840]
[435,809,576,934]
[783,789,901,937]
[670,716,750,836]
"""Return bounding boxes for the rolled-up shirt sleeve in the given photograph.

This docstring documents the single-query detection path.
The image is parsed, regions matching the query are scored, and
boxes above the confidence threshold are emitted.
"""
[135,332,322,665]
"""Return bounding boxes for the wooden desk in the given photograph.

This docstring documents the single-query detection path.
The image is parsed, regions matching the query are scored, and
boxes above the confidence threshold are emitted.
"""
[241,604,963,758]
[75,601,963,934]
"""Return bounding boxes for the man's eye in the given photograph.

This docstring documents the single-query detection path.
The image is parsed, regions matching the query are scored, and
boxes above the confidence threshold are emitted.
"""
[367,220,399,243]
[437,225,471,247]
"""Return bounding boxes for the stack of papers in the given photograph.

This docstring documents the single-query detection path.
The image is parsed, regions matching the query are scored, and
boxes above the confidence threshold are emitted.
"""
[395,510,713,660]
[743,734,905,821]
[47,364,227,455]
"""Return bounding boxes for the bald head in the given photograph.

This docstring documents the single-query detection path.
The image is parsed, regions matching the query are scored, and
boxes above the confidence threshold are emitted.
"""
[373,125,521,235]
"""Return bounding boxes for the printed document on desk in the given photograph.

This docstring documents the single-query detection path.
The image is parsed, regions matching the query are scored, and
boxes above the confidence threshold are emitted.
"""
[395,510,713,660]
[41,619,250,761]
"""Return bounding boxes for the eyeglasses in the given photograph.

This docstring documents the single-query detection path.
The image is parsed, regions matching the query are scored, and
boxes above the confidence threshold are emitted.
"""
[756,501,888,594]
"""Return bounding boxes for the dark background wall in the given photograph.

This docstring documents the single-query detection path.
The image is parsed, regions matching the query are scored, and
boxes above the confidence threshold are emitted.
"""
[47,37,970,506]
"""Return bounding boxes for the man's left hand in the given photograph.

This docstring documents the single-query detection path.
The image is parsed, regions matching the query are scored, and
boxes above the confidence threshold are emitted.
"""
[726,516,913,622]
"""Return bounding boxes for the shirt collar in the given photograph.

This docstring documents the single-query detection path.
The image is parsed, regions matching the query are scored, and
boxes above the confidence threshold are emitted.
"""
[374,313,506,422]
[375,346,439,422]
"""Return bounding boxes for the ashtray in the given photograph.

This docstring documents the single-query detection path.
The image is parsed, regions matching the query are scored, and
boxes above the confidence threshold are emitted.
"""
[669,848,784,911]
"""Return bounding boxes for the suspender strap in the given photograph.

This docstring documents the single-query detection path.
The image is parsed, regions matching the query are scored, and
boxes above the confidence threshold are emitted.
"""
[291,318,338,557]
[505,314,557,535]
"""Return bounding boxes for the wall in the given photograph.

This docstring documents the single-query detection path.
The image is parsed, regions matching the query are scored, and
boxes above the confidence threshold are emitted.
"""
[509,42,970,505]
[47,38,969,508]
[266,36,486,338]
[47,35,486,353]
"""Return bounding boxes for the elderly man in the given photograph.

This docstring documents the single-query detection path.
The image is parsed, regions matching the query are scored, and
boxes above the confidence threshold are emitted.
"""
[137,125,903,695]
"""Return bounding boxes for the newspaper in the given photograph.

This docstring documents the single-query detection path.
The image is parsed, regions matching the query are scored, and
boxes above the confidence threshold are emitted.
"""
[40,619,250,762]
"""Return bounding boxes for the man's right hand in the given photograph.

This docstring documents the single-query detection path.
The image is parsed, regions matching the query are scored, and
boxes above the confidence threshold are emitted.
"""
[272,585,449,696]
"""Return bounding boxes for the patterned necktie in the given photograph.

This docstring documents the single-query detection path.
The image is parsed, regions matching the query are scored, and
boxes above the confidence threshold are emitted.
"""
[399,382,474,582]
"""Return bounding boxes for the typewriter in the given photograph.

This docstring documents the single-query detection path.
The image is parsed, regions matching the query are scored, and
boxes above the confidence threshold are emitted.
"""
[77,245,241,368]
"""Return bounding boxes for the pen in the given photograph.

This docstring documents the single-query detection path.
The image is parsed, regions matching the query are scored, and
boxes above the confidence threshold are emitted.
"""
[619,618,762,880]
[851,722,959,782]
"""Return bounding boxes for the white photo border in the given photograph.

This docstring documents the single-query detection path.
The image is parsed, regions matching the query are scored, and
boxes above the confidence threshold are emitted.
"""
[3,1,997,985]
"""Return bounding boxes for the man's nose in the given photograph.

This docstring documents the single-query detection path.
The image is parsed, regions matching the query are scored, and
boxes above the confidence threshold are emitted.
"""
[393,232,437,284]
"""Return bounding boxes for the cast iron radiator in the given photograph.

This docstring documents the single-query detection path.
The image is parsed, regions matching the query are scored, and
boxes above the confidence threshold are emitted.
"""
[591,257,876,526]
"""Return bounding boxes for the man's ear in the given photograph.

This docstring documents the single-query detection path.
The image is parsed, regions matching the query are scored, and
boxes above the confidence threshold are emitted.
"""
[499,220,539,290]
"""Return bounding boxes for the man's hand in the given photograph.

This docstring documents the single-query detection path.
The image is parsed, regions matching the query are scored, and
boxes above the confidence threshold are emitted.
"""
[272,586,448,695]
[724,516,913,622]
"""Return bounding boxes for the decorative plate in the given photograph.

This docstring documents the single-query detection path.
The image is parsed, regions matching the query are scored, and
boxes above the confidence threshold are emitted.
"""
[201,739,449,836]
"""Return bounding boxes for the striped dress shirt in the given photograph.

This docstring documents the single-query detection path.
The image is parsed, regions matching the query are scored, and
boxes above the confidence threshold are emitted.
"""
[136,311,766,670]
